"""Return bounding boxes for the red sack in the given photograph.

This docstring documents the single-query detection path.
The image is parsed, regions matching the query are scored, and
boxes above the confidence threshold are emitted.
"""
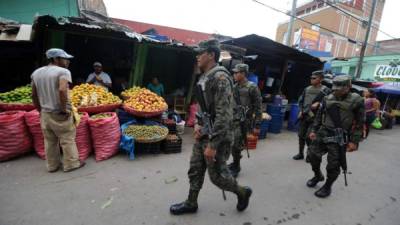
[24,110,45,159]
[88,112,121,162]
[76,112,92,161]
[0,111,32,161]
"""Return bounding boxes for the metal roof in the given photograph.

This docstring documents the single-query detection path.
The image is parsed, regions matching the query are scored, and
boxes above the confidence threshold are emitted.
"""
[222,34,322,64]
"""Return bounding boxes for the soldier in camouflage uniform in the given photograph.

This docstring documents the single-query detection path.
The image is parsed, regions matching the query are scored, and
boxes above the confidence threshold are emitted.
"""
[170,40,252,215]
[307,75,365,198]
[293,71,330,161]
[229,63,262,177]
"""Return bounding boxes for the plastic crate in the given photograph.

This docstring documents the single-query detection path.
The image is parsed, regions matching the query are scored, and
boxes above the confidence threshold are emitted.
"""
[135,142,162,154]
[246,135,258,150]
[162,119,177,134]
[162,136,182,154]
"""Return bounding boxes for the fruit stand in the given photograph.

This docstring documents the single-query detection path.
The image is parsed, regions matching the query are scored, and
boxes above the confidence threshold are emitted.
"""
[0,84,182,162]
[71,84,122,114]
[0,85,36,111]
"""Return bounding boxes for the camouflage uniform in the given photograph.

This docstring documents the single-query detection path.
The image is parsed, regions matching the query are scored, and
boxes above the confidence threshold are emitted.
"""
[188,65,239,193]
[308,75,365,197]
[231,78,262,163]
[295,83,330,159]
[170,40,252,215]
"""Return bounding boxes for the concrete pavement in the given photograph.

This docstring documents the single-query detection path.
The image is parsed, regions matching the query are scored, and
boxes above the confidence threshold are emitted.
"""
[1,126,399,225]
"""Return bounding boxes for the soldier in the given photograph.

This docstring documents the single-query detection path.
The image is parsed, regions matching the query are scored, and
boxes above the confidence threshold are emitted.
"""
[307,75,364,198]
[293,71,330,161]
[229,63,262,177]
[170,40,252,215]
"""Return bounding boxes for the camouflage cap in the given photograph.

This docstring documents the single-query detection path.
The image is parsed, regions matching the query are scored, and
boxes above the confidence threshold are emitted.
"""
[332,75,351,90]
[311,70,324,78]
[232,63,249,73]
[194,39,220,53]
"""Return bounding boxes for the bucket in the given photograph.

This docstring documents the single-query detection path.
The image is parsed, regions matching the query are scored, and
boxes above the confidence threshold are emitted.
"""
[258,120,270,139]
[287,104,300,131]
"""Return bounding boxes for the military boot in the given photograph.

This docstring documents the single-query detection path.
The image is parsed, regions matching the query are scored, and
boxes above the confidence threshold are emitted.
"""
[236,186,252,212]
[228,160,241,178]
[306,170,324,188]
[170,190,199,215]
[293,139,305,160]
[315,175,336,198]
[293,153,304,160]
[314,184,331,198]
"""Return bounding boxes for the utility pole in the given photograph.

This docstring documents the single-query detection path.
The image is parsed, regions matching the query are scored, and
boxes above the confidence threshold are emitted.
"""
[285,0,297,46]
[355,0,377,78]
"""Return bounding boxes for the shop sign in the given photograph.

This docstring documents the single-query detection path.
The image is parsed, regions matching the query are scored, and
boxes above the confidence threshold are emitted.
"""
[374,64,400,81]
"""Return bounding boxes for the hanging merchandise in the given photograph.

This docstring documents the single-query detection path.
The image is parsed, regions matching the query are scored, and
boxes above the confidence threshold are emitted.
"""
[89,112,121,161]
[0,111,32,161]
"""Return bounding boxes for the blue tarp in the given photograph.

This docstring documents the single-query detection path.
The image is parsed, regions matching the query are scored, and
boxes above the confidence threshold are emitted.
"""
[374,83,400,95]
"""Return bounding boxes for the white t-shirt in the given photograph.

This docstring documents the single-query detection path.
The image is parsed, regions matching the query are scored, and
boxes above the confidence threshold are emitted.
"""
[31,65,72,113]
[86,72,112,90]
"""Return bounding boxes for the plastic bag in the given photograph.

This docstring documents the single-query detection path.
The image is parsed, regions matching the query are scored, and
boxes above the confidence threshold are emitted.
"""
[371,117,382,129]
[88,112,121,162]
[24,110,45,159]
[76,112,92,161]
[120,120,137,160]
[0,111,32,161]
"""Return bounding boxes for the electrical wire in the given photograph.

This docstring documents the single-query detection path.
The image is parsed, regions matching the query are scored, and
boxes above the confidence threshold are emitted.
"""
[322,0,397,39]
[253,0,400,54]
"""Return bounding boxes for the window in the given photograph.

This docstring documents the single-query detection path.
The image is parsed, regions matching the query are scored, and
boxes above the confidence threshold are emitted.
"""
[318,2,325,8]
[311,23,320,31]
[312,5,317,10]
[296,10,304,16]
[305,7,311,13]
[332,67,342,74]
[349,66,356,76]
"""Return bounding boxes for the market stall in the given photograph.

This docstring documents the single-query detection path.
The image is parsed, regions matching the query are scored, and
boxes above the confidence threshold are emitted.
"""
[0,85,183,162]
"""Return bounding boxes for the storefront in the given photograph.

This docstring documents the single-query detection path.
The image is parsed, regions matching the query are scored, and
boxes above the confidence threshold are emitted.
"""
[331,54,400,81]
[223,34,323,103]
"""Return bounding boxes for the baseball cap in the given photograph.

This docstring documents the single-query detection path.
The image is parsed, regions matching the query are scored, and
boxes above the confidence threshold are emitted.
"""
[46,48,73,59]
[311,70,324,78]
[194,39,220,53]
[232,63,249,73]
[332,75,351,91]
[93,62,102,67]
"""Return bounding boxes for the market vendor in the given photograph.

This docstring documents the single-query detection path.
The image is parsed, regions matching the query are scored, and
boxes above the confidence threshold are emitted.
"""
[86,62,112,90]
[147,77,165,96]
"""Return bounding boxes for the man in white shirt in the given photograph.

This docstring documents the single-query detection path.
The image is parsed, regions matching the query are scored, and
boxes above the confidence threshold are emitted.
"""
[31,48,85,173]
[86,62,112,90]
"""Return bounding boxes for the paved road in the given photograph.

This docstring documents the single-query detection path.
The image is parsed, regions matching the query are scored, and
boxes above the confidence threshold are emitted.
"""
[1,126,400,225]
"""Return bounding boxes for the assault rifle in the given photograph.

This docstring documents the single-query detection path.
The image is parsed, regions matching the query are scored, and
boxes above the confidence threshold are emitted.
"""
[326,103,348,186]
[297,87,331,123]
[195,83,227,200]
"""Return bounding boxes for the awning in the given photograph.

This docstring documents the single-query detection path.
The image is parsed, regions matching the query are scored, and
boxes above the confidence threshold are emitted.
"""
[374,83,400,95]
[222,34,321,64]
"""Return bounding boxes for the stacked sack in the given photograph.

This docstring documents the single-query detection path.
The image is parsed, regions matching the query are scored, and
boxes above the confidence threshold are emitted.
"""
[25,110,92,161]
[88,112,121,161]
[75,112,92,161]
[0,111,32,161]
[24,110,45,159]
